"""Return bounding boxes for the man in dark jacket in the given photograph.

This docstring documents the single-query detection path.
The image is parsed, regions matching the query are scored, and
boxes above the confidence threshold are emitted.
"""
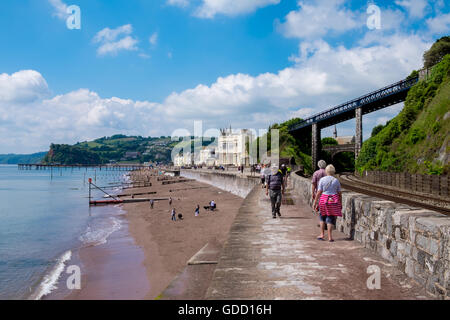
[266,165,285,219]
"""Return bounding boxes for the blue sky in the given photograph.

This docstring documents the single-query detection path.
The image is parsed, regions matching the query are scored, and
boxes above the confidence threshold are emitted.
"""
[0,0,449,153]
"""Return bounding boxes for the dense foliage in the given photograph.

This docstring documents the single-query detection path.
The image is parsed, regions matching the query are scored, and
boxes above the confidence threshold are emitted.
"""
[424,36,450,68]
[259,118,313,174]
[42,136,182,165]
[43,144,102,165]
[42,135,217,165]
[356,54,450,175]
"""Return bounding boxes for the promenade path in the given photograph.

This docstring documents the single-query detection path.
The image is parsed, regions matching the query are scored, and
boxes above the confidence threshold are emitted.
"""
[204,176,432,300]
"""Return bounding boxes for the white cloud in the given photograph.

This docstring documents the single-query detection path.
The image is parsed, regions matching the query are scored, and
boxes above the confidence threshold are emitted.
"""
[96,36,139,56]
[139,53,151,59]
[167,0,190,8]
[162,34,429,125]
[195,0,280,18]
[0,70,50,103]
[149,32,158,46]
[93,24,133,43]
[168,0,280,18]
[48,0,69,20]
[93,25,139,56]
[278,0,362,39]
[426,13,450,34]
[0,34,432,153]
[395,0,429,19]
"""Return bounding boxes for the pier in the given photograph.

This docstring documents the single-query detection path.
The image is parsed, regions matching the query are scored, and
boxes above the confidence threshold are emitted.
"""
[18,164,149,171]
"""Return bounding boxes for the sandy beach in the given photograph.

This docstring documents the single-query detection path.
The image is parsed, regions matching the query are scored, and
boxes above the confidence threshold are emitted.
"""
[67,170,243,300]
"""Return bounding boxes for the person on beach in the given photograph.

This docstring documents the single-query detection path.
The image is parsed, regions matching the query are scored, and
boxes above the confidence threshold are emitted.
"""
[195,205,200,217]
[150,199,154,209]
[266,164,285,219]
[169,197,173,206]
[171,208,177,221]
[311,160,327,204]
[210,200,216,211]
[312,165,342,242]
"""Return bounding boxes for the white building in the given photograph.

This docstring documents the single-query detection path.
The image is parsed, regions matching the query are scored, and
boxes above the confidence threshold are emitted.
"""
[173,153,194,167]
[333,125,355,145]
[196,147,217,166]
[217,128,255,166]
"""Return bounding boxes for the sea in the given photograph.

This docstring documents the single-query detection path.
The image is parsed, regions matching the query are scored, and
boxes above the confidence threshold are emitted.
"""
[0,164,130,300]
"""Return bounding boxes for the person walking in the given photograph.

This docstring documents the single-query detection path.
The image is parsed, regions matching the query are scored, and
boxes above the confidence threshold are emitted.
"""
[150,199,154,209]
[195,205,200,217]
[263,164,271,188]
[171,208,177,221]
[169,197,173,206]
[311,160,327,204]
[312,165,342,242]
[260,164,266,188]
[266,164,285,219]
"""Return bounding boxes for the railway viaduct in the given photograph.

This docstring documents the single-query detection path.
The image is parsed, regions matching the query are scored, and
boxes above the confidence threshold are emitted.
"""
[289,76,420,169]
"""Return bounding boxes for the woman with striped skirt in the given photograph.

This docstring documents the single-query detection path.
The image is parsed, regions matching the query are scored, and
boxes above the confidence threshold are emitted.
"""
[312,165,342,242]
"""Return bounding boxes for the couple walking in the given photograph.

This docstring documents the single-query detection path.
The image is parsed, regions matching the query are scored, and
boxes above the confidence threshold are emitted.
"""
[311,160,342,242]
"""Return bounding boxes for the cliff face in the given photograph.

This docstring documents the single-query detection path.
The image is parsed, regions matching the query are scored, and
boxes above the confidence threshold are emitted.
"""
[356,55,450,175]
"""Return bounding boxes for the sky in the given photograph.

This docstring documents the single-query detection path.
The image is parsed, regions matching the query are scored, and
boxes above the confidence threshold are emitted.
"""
[0,0,449,153]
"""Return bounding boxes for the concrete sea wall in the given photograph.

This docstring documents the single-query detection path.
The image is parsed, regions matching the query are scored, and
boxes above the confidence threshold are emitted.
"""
[180,170,259,199]
[290,173,450,299]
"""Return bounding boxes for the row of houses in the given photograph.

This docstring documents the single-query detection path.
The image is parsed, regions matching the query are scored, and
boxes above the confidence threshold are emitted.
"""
[173,128,254,167]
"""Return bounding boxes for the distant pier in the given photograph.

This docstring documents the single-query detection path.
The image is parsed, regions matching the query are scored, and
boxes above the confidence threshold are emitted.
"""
[18,164,149,171]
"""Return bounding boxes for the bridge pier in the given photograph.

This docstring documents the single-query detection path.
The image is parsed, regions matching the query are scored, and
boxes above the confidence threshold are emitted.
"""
[312,123,321,171]
[355,107,362,159]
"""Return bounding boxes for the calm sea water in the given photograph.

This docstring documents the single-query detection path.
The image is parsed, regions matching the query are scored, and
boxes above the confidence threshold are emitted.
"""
[0,165,129,300]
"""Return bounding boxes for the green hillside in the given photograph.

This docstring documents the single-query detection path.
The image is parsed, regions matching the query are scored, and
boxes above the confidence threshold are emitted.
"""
[0,152,47,164]
[42,135,217,165]
[356,54,450,175]
[42,135,179,165]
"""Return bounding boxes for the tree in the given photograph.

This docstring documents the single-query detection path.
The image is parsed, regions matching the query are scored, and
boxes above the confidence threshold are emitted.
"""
[423,36,450,68]
[321,137,338,146]
[371,124,384,137]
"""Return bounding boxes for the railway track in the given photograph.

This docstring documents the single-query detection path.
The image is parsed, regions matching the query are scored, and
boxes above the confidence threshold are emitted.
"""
[338,174,450,215]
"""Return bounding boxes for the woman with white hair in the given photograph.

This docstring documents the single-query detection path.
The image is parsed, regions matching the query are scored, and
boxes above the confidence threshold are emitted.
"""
[312,164,342,242]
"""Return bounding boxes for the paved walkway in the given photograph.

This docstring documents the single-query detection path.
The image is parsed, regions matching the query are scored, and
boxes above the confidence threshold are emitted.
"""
[205,181,432,300]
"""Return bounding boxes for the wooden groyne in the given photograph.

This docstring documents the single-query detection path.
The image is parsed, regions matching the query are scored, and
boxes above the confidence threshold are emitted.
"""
[90,197,170,206]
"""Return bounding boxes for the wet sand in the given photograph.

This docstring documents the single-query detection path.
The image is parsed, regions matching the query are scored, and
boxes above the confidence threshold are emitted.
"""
[64,216,150,300]
[66,170,243,300]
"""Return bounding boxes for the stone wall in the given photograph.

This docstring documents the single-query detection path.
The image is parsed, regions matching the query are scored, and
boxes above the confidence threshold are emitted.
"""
[290,173,450,299]
[180,170,259,199]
